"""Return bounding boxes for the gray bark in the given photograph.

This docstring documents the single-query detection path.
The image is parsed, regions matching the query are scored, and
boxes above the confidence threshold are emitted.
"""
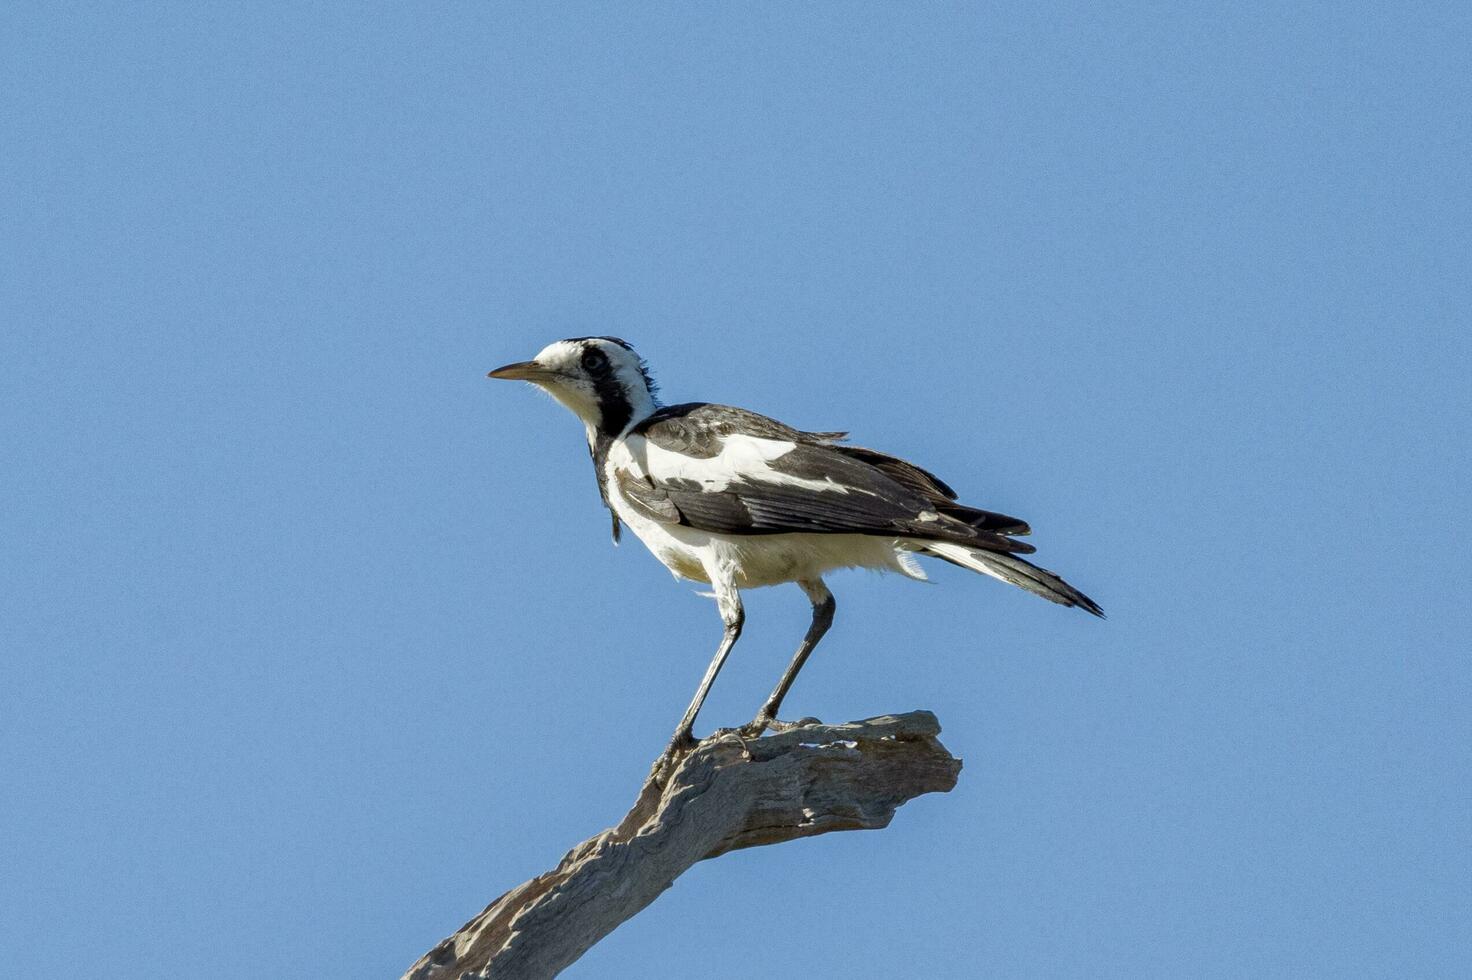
[402,711,962,980]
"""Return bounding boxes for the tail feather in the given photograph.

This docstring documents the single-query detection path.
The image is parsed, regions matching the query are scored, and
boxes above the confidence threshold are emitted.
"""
[921,541,1104,618]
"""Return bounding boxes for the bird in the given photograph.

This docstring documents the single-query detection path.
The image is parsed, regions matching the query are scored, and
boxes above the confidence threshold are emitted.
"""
[489,336,1102,754]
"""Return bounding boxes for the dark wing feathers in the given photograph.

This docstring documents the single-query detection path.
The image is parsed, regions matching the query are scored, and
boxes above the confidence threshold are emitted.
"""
[626,404,1034,554]
[832,445,1031,535]
[830,444,959,499]
[613,467,681,523]
[934,502,1031,536]
[635,402,845,458]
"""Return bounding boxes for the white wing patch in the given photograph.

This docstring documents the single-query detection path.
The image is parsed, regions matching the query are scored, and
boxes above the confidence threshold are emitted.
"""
[635,433,874,497]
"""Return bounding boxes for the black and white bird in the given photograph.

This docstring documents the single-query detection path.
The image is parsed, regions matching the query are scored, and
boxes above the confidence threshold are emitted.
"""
[490,337,1102,751]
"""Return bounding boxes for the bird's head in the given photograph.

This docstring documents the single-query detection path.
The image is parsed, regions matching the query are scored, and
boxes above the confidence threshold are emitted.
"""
[489,336,659,437]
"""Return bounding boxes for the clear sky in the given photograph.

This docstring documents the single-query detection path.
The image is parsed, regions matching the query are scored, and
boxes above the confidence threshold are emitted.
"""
[3,3,1469,977]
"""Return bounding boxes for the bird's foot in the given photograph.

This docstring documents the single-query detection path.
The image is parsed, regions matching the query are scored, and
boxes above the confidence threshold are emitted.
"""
[649,729,698,784]
[709,726,754,761]
[739,714,820,738]
[737,716,773,739]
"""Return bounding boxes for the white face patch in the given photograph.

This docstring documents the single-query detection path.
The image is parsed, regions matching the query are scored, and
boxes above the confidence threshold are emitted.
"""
[522,341,598,420]
[533,339,584,370]
[522,338,657,431]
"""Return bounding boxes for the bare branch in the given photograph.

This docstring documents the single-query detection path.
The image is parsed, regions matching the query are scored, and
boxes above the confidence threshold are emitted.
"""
[403,711,962,980]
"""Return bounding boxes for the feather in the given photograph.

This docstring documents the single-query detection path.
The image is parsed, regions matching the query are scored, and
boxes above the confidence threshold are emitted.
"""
[921,542,1104,617]
[623,417,1036,554]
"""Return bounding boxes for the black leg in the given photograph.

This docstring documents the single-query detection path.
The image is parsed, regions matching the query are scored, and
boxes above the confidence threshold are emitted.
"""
[667,583,744,751]
[742,579,835,737]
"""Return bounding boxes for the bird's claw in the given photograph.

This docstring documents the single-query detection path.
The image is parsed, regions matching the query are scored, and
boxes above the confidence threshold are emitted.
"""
[710,726,754,761]
[767,715,820,733]
[650,730,697,783]
[736,718,771,739]
[738,715,819,738]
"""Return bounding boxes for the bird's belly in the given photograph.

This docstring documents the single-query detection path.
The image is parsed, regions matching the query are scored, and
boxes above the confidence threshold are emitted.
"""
[714,532,908,588]
[620,513,711,583]
[616,505,911,589]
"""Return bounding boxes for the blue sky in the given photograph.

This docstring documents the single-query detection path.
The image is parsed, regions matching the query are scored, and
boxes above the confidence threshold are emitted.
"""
[3,3,1469,977]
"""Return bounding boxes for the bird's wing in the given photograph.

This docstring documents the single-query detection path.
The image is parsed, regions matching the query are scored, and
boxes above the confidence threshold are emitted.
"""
[631,402,845,457]
[830,444,1030,535]
[620,403,1034,554]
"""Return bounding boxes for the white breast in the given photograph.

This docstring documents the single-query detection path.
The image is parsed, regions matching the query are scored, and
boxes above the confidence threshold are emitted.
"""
[603,436,711,582]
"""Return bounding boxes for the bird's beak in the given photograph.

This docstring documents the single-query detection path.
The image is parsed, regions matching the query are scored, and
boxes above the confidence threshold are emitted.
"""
[487,360,557,383]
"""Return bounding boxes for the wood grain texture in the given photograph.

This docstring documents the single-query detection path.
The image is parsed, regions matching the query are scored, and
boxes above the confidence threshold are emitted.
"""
[403,711,962,980]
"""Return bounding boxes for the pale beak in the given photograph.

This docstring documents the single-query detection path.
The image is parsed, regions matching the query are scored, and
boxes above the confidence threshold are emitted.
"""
[487,360,557,383]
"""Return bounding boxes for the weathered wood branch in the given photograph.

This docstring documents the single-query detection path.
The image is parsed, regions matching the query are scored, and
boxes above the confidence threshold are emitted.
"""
[403,711,962,980]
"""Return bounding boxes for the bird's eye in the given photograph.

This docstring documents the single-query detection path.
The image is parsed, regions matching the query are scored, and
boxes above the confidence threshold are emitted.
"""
[581,348,608,372]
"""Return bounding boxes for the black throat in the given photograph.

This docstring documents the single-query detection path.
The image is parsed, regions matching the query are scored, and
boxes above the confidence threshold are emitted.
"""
[589,431,621,543]
[591,375,638,439]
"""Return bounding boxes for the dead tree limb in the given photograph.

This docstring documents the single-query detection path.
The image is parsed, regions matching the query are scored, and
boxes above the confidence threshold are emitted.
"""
[402,710,962,980]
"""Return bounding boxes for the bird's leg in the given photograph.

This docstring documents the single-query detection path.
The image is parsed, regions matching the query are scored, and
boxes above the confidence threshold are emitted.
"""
[741,579,835,738]
[663,584,744,757]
